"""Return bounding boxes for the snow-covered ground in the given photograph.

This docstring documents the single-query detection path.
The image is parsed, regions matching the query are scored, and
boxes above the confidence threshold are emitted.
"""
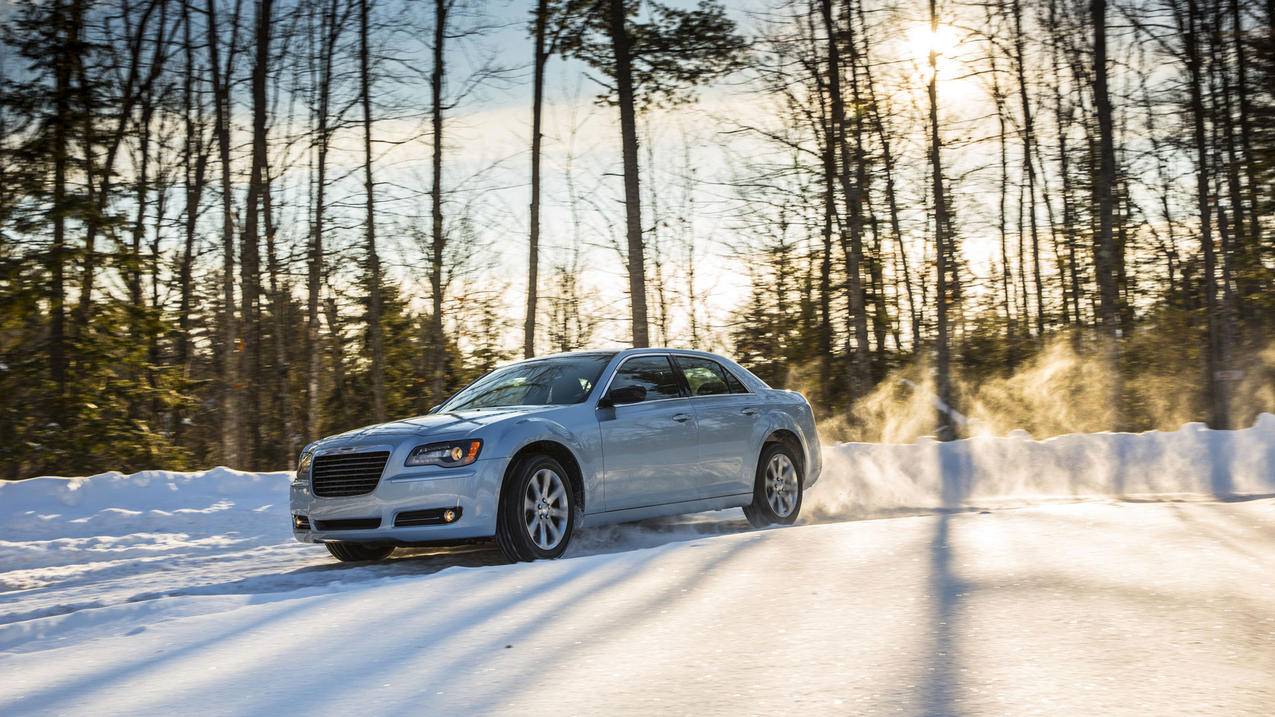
[2,418,1274,716]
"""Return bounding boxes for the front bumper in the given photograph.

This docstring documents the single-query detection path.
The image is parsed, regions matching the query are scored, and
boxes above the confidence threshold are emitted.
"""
[289,455,508,545]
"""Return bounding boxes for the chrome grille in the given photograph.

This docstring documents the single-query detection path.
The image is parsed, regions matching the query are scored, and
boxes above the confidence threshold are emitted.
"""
[311,451,390,497]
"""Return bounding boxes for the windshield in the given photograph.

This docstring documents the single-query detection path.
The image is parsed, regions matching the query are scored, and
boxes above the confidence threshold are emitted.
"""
[438,353,616,412]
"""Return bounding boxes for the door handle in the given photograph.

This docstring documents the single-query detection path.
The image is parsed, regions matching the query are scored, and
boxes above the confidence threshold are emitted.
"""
[672,413,691,423]
[741,407,759,416]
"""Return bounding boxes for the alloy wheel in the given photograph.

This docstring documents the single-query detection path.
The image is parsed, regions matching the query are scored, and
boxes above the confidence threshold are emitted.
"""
[524,468,569,550]
[764,453,798,518]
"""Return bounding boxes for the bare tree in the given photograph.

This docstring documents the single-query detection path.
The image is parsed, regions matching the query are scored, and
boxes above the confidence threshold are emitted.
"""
[525,0,552,358]
[428,0,450,396]
[927,0,956,441]
[1179,0,1234,429]
[818,0,870,397]
[360,0,387,423]
[207,0,243,463]
[306,0,350,441]
[240,0,273,465]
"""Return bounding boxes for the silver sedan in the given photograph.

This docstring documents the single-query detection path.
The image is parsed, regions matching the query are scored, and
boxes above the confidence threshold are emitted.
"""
[289,348,822,562]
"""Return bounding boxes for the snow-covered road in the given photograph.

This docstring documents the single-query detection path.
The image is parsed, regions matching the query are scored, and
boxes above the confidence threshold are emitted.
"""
[3,417,1274,716]
[2,498,1273,716]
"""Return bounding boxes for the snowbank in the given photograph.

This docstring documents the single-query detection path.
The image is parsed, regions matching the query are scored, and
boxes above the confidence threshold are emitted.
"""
[0,468,291,578]
[0,467,290,540]
[806,413,1275,519]
[4,416,1273,543]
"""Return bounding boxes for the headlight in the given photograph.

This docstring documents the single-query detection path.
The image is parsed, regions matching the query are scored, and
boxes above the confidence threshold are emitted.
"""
[294,451,314,483]
[405,439,482,468]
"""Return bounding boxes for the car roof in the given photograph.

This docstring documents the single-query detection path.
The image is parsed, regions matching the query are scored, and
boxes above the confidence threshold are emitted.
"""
[500,347,769,390]
[529,347,730,362]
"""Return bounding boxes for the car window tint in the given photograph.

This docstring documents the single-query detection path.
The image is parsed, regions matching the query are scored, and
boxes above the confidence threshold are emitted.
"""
[721,367,748,394]
[440,353,614,411]
[611,356,682,401]
[673,356,748,396]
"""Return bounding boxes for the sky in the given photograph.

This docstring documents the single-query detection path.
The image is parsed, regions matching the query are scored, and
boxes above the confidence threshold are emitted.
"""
[1,0,1160,351]
[341,0,1016,352]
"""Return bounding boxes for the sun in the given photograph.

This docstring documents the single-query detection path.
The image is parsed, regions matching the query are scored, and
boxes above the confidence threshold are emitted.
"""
[891,21,978,108]
[906,23,959,61]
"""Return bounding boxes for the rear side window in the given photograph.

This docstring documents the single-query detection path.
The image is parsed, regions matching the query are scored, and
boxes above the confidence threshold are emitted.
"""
[610,355,683,401]
[673,356,750,396]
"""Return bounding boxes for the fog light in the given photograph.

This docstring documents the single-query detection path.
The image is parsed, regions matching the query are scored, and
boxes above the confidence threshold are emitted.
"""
[292,514,310,530]
[442,509,457,523]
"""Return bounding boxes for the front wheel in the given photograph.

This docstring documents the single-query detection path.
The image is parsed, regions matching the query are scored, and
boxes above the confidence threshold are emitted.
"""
[325,541,394,562]
[495,454,576,562]
[743,443,804,528]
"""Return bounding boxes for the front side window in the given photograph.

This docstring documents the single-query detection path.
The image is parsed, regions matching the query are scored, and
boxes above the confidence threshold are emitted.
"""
[439,353,615,411]
[609,355,683,402]
[673,356,750,396]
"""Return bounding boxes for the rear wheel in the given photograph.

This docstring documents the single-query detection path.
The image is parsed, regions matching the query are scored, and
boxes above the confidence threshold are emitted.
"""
[496,454,576,562]
[743,442,804,528]
[325,541,394,562]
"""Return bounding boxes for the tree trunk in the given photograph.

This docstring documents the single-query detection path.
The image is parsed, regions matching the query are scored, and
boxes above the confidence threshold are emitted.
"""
[308,0,341,441]
[429,0,448,397]
[1011,0,1045,337]
[843,0,884,377]
[175,0,209,443]
[525,0,549,359]
[1181,0,1232,430]
[49,0,75,402]
[148,156,167,433]
[1090,0,1123,428]
[988,8,1016,367]
[1090,0,1121,340]
[1228,0,1261,298]
[239,0,271,468]
[207,0,238,464]
[129,103,152,338]
[606,0,649,347]
[360,0,387,423]
[927,0,956,442]
[680,137,701,347]
[323,294,347,431]
[644,126,670,346]
[818,81,834,405]
[1049,0,1082,332]
[818,0,869,398]
[263,158,293,461]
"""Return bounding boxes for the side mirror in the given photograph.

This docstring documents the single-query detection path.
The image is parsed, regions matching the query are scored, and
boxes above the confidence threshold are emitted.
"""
[599,384,646,408]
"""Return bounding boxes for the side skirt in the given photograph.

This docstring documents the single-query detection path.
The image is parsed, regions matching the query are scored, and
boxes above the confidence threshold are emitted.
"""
[579,493,752,529]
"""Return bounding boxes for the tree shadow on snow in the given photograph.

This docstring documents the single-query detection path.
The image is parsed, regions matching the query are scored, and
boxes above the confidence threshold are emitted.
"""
[920,441,973,717]
[113,511,756,604]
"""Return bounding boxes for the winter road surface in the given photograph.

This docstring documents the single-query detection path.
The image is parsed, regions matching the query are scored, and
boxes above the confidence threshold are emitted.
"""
[2,497,1274,716]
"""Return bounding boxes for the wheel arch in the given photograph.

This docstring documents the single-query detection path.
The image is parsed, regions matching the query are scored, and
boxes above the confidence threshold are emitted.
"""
[763,428,805,473]
[503,440,587,513]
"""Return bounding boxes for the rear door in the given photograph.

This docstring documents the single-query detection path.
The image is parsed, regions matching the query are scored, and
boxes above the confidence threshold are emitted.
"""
[597,355,702,511]
[672,355,761,499]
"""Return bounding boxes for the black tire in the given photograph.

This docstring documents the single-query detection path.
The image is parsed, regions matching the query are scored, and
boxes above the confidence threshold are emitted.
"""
[325,541,394,562]
[495,453,577,562]
[743,442,804,528]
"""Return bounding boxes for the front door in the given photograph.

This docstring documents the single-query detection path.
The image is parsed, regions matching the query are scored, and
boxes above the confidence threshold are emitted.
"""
[597,355,702,511]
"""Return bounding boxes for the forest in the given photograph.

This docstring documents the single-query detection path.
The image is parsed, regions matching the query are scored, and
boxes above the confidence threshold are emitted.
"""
[0,0,1271,478]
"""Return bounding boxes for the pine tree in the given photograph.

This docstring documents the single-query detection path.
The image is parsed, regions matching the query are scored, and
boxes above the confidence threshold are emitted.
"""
[557,0,746,346]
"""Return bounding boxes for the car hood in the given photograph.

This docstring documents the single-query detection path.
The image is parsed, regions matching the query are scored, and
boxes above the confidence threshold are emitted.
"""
[313,405,555,448]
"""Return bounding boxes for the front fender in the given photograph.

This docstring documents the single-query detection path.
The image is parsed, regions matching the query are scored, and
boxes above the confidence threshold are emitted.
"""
[484,409,604,513]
